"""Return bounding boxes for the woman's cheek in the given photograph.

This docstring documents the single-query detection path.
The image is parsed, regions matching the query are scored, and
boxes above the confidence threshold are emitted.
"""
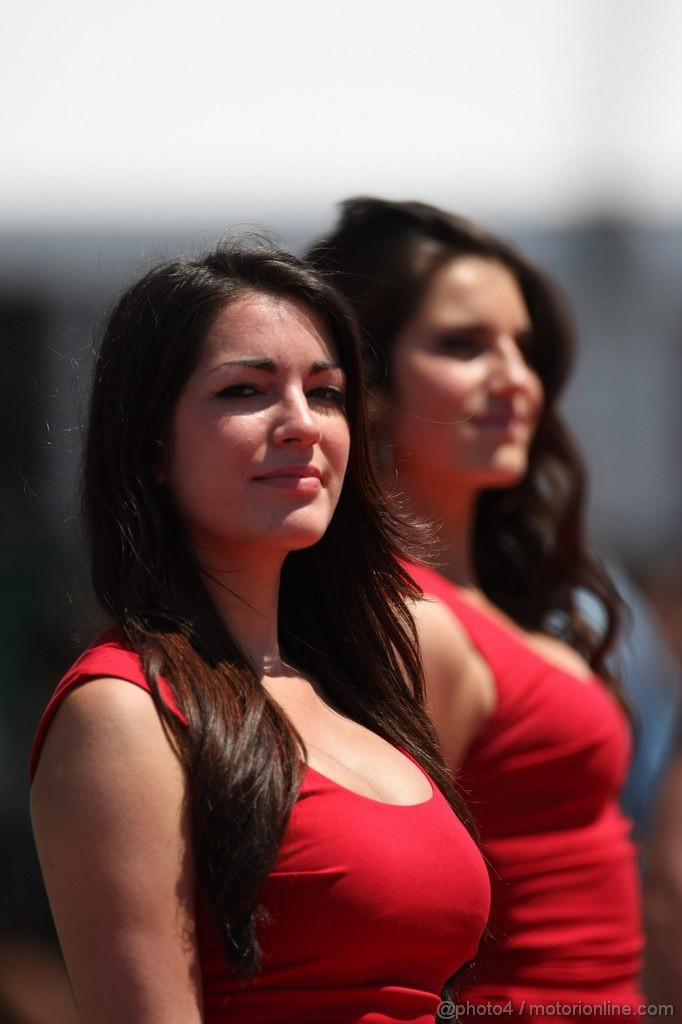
[529,375,545,423]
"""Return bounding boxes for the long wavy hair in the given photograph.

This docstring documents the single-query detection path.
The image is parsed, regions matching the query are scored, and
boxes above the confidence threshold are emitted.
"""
[308,198,625,690]
[82,238,474,977]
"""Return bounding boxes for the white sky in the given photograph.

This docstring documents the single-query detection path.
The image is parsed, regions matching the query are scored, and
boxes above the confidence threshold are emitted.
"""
[3,0,682,228]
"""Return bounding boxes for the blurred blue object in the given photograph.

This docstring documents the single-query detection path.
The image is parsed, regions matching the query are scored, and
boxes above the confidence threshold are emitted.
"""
[610,566,681,841]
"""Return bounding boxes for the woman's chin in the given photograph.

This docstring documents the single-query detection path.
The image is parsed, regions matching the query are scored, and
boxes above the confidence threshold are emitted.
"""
[271,515,335,553]
[281,529,328,552]
[476,458,529,491]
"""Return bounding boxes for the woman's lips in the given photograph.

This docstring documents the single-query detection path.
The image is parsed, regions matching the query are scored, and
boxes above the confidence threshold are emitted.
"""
[253,466,323,494]
[472,413,529,437]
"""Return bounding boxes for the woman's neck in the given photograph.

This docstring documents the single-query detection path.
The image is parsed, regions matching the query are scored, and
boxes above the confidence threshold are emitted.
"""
[387,470,481,589]
[197,548,287,676]
[433,517,479,590]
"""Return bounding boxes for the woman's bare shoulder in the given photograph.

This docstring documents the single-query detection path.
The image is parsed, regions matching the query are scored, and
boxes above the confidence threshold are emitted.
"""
[30,679,203,1024]
[408,595,497,767]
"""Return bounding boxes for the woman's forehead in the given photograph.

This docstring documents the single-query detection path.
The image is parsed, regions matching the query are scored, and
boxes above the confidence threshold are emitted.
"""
[199,292,340,368]
[418,257,530,328]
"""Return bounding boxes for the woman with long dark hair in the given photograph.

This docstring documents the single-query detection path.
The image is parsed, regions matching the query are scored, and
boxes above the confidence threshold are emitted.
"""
[309,199,644,1016]
[29,240,490,1024]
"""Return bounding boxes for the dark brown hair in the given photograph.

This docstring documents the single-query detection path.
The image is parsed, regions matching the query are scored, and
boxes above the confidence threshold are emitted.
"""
[308,198,624,688]
[82,237,473,977]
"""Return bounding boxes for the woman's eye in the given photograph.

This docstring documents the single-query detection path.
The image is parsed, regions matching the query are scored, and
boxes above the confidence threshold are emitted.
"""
[428,333,483,358]
[216,384,260,399]
[309,386,346,407]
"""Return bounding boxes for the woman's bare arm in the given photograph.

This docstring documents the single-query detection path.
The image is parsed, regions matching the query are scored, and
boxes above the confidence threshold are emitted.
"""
[411,597,496,769]
[30,679,204,1024]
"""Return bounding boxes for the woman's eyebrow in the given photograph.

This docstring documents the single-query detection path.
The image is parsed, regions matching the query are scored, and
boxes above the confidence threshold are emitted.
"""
[208,358,276,374]
[423,322,485,335]
[311,360,343,374]
[427,322,532,336]
[207,358,343,375]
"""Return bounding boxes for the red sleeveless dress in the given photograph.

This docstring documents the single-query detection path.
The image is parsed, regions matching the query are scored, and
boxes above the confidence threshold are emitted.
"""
[409,564,644,1020]
[30,630,491,1024]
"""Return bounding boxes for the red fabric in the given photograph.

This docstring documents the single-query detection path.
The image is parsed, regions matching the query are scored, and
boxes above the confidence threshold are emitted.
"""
[409,564,644,1019]
[30,631,490,1024]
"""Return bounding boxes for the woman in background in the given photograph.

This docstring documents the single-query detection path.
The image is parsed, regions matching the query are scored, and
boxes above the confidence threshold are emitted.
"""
[309,199,644,1017]
[30,240,489,1024]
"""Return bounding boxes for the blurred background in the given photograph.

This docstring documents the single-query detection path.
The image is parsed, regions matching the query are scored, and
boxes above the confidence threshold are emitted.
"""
[2,0,682,1019]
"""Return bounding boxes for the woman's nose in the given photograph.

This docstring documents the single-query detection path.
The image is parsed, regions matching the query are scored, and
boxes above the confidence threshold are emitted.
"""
[489,336,533,392]
[272,389,322,446]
